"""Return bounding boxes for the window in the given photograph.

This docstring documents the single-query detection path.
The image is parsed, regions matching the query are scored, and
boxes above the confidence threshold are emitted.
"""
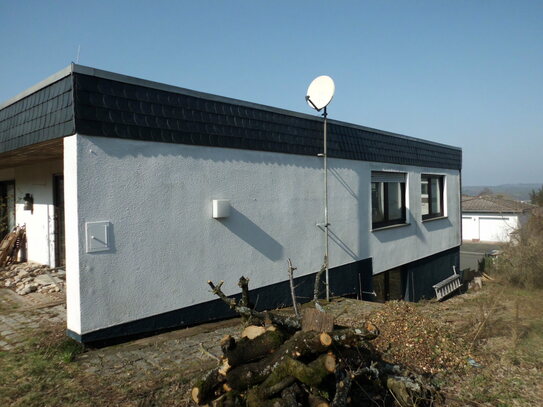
[421,174,444,220]
[371,172,406,229]
[373,267,405,302]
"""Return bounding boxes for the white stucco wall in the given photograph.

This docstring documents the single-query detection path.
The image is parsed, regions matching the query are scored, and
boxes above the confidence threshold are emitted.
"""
[0,160,63,266]
[65,134,461,335]
[462,212,520,243]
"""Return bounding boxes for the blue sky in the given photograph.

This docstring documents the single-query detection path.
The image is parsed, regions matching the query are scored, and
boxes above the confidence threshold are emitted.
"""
[1,1,542,186]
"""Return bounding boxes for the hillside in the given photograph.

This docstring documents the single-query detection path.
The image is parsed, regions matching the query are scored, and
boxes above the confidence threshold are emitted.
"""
[462,183,542,201]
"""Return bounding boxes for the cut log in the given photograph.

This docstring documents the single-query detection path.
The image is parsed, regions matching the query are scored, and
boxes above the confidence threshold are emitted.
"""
[302,308,335,333]
[210,391,241,407]
[329,323,380,346]
[241,325,266,339]
[261,353,336,390]
[281,382,303,407]
[308,393,330,407]
[220,335,236,354]
[225,329,287,367]
[247,354,336,406]
[331,368,352,407]
[226,330,334,390]
[191,368,223,405]
[333,346,374,371]
[218,359,231,376]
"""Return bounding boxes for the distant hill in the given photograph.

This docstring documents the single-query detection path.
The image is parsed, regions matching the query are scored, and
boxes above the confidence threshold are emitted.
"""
[462,183,542,202]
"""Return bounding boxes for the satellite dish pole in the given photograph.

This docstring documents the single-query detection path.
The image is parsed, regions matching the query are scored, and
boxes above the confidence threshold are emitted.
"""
[306,75,335,302]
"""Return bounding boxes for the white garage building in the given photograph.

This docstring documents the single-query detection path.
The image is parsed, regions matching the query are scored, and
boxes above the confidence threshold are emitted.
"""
[1,65,462,343]
[462,195,533,243]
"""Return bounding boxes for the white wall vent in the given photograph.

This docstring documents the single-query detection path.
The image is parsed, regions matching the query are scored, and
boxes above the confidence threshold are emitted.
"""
[212,200,230,219]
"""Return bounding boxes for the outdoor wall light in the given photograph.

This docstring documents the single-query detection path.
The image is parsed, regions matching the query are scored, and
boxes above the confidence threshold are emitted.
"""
[23,193,34,212]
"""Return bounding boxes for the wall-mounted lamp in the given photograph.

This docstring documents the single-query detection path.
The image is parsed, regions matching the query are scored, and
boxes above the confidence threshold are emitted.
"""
[23,193,34,212]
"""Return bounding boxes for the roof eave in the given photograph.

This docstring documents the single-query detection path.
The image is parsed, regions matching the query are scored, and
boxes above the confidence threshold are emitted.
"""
[0,64,73,111]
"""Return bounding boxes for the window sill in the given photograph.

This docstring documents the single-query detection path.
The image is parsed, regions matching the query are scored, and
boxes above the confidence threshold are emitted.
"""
[422,216,448,223]
[372,223,410,232]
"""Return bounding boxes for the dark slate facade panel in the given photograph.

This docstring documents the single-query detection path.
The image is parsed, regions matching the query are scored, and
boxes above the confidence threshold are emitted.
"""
[1,68,461,170]
[0,76,75,154]
[73,73,461,170]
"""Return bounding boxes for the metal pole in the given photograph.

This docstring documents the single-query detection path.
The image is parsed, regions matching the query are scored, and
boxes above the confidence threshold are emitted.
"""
[323,107,330,301]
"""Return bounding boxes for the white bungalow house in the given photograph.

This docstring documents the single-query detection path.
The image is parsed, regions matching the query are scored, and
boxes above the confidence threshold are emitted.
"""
[462,195,533,243]
[0,65,462,343]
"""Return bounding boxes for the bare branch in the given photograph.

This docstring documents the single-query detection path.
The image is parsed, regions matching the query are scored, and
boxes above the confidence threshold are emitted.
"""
[207,280,237,309]
[287,259,300,318]
[208,279,302,330]
[238,276,251,309]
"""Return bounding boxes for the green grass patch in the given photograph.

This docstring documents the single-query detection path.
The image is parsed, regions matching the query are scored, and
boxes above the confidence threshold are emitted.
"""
[0,324,123,407]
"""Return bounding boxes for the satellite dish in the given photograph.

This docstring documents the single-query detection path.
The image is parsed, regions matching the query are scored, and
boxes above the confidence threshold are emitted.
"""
[306,75,335,111]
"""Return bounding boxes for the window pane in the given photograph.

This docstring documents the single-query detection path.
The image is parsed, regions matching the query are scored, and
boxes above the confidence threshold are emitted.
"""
[430,178,442,215]
[421,178,429,215]
[372,182,385,223]
[372,272,386,303]
[387,182,403,220]
[388,268,404,300]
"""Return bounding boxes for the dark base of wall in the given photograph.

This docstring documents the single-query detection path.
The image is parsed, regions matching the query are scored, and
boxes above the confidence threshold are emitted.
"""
[405,246,461,301]
[67,258,372,344]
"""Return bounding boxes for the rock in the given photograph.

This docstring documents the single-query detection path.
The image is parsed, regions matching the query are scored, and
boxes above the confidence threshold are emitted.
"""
[34,275,54,286]
[16,270,29,279]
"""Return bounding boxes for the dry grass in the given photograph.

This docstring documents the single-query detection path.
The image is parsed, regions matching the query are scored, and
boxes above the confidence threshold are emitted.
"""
[433,283,543,406]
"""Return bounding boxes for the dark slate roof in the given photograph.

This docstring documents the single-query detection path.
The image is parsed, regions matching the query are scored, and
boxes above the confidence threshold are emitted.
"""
[462,195,535,213]
[0,64,462,170]
[0,69,74,154]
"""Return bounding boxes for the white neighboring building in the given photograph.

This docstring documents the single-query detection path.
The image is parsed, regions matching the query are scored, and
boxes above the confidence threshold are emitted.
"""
[0,65,462,343]
[462,195,533,243]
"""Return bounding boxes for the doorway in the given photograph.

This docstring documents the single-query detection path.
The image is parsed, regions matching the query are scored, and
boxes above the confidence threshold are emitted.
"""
[53,175,65,267]
[0,180,15,240]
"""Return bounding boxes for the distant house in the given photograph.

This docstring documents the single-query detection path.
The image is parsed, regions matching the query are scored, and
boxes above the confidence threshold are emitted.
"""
[462,195,533,243]
[0,65,462,343]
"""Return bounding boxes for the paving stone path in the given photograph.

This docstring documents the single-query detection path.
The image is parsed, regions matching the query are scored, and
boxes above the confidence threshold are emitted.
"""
[0,288,241,381]
[0,289,66,350]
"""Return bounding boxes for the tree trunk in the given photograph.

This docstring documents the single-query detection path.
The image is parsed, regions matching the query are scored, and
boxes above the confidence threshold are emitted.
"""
[302,308,335,333]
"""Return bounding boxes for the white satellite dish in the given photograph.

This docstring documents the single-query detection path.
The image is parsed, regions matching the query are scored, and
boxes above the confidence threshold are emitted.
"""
[306,75,335,111]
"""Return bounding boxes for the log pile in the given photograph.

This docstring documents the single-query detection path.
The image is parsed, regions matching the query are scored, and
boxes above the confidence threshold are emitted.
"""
[0,226,26,267]
[191,276,439,407]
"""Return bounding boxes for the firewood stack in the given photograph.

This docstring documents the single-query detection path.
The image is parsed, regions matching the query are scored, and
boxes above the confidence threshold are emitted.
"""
[190,277,439,407]
[0,225,26,267]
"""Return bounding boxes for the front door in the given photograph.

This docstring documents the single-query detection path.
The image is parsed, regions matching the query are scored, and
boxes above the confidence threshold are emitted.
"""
[53,175,65,267]
[0,180,15,240]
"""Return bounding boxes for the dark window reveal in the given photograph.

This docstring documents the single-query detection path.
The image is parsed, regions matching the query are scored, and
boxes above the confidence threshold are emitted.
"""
[371,172,406,229]
[421,175,444,220]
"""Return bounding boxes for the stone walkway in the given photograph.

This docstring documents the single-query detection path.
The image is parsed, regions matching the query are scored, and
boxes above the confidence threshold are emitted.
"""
[0,287,241,381]
[0,289,66,350]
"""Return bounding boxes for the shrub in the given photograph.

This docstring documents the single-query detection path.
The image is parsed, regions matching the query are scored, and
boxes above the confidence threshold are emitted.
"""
[489,216,543,289]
